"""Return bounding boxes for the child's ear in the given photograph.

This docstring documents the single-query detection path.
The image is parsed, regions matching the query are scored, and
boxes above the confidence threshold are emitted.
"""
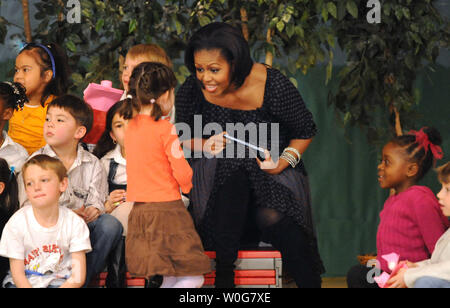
[407,162,419,178]
[43,69,53,83]
[74,125,87,140]
[109,131,117,144]
[59,177,68,193]
[0,182,5,195]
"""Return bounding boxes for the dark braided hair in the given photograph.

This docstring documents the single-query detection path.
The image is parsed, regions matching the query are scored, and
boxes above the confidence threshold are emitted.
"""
[391,127,443,181]
[120,62,177,121]
[0,82,28,111]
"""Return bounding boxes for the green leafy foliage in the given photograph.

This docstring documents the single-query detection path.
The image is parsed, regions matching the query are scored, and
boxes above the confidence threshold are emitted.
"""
[0,0,447,146]
[327,0,449,144]
[24,0,200,92]
[1,0,340,95]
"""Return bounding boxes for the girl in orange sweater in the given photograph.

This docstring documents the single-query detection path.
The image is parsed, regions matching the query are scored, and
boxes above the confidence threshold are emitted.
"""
[123,62,211,288]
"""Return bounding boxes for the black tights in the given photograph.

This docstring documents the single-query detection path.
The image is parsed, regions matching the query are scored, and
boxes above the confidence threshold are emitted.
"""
[212,170,321,288]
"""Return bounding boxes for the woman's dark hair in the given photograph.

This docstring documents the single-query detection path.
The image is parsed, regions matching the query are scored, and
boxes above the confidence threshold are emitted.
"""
[185,22,253,89]
[0,82,28,111]
[0,158,19,223]
[93,100,126,159]
[120,62,177,121]
[19,43,71,106]
[391,127,443,181]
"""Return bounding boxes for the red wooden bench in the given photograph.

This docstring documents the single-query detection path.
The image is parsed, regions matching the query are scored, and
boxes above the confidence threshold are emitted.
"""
[90,249,282,288]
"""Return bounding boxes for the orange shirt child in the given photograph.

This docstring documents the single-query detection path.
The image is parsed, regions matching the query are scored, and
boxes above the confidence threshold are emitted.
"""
[124,114,192,203]
[8,95,55,155]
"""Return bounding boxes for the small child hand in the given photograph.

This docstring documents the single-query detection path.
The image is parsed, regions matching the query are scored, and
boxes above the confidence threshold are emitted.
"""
[105,189,126,213]
[387,267,408,288]
[73,206,87,219]
[84,206,100,223]
[405,261,418,268]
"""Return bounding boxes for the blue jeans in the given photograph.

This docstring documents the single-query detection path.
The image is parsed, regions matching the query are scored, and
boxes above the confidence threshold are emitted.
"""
[414,276,450,288]
[4,282,61,288]
[84,214,123,287]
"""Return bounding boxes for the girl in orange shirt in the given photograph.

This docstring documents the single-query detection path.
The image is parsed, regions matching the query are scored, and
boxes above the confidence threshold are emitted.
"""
[9,43,70,154]
[123,62,211,288]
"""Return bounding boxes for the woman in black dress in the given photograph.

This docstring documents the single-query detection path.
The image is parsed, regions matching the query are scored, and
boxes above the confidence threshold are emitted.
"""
[175,22,324,288]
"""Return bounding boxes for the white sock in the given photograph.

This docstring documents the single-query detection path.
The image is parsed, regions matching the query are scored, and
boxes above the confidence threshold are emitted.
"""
[160,276,177,288]
[171,275,205,288]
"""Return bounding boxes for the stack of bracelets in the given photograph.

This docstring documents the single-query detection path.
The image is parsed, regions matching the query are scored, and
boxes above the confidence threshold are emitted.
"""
[280,147,302,168]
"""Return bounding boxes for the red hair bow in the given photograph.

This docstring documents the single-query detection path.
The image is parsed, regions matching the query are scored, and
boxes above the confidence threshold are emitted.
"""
[408,128,444,160]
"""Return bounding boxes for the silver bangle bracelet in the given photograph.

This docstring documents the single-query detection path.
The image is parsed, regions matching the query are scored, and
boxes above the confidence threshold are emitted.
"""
[280,153,297,168]
[282,151,298,165]
[280,156,296,168]
[284,147,301,163]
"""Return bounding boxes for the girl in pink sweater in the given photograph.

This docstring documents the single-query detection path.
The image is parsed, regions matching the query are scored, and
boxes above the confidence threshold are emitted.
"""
[348,127,449,288]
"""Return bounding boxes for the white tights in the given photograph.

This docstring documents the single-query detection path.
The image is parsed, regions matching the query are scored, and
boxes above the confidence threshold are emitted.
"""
[160,275,205,288]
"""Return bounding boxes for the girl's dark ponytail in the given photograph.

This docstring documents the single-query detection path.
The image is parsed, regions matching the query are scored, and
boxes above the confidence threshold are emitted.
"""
[43,43,71,104]
[418,127,443,180]
[392,126,444,181]
[126,62,176,121]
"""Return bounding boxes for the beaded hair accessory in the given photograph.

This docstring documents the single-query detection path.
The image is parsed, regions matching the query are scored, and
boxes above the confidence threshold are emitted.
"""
[2,81,28,110]
[280,147,302,168]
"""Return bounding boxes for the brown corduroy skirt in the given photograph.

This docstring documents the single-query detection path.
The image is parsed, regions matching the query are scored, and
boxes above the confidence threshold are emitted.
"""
[125,200,211,278]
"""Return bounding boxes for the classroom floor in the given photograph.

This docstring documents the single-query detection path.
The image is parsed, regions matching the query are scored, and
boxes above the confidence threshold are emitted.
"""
[283,277,348,288]
[321,277,348,288]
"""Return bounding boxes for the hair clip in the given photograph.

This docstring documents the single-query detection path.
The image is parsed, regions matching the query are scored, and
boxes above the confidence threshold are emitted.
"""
[8,166,15,183]
[4,82,20,96]
[150,98,156,104]
[126,94,133,99]
[12,38,27,54]
[408,128,444,160]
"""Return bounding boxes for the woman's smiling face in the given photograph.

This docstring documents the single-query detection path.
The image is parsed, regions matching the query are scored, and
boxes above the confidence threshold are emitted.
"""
[194,49,232,97]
